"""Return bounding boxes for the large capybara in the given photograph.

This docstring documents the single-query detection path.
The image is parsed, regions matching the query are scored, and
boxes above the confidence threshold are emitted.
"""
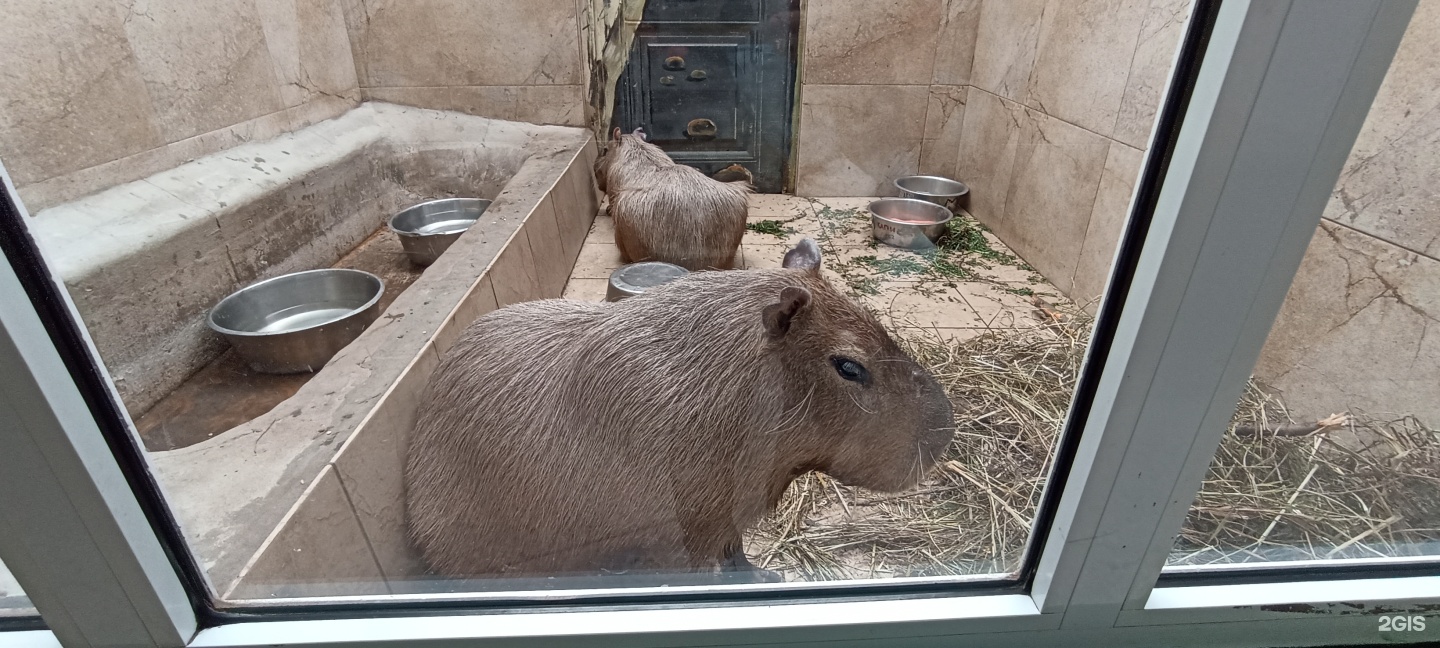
[404,239,956,582]
[594,127,750,271]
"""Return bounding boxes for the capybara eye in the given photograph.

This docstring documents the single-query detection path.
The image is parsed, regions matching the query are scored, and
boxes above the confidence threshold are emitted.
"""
[831,356,870,385]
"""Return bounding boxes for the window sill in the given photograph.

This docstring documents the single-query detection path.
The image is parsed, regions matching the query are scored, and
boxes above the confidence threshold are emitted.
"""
[191,594,1048,647]
[1118,575,1440,626]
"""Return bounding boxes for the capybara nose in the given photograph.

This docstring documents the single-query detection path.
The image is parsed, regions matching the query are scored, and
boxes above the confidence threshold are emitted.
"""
[924,418,955,449]
[921,378,957,453]
[913,368,945,398]
[921,406,956,440]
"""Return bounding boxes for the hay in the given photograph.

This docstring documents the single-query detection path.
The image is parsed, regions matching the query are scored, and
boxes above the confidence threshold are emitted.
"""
[1176,390,1440,564]
[747,307,1440,580]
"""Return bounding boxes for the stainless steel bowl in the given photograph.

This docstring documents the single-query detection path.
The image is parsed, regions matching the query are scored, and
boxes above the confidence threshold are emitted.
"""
[388,198,491,266]
[606,262,689,302]
[869,198,954,250]
[207,269,385,374]
[894,175,969,208]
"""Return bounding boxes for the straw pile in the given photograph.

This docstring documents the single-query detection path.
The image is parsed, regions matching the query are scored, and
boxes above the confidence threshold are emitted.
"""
[746,306,1440,580]
[1176,390,1440,564]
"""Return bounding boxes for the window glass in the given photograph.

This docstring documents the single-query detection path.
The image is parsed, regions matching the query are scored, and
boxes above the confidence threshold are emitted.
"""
[0,558,35,620]
[1168,0,1440,567]
[0,0,1186,601]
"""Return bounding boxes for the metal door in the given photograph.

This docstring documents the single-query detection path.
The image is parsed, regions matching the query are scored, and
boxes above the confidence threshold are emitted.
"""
[613,0,800,193]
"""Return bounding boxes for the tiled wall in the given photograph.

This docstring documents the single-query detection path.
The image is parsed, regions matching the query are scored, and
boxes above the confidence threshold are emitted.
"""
[1252,2,1440,424]
[341,0,590,128]
[0,0,361,212]
[953,0,1189,305]
[791,0,1188,307]
[856,0,1436,423]
[791,0,1440,425]
[793,0,979,197]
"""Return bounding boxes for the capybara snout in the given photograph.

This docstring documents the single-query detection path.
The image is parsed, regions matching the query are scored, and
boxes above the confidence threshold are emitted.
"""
[775,294,957,494]
[404,238,956,580]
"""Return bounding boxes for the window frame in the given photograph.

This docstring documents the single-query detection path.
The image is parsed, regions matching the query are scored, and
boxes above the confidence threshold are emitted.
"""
[2,1,1437,646]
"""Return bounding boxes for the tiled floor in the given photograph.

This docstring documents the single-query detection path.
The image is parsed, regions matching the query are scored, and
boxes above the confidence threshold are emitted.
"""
[562,194,1071,337]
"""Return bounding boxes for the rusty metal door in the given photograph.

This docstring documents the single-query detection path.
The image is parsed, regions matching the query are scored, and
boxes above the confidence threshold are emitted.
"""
[613,0,800,193]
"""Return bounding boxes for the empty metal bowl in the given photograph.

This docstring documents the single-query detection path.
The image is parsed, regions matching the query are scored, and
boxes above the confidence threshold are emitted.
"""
[606,262,689,302]
[388,198,491,266]
[894,175,969,208]
[207,269,385,374]
[869,198,954,250]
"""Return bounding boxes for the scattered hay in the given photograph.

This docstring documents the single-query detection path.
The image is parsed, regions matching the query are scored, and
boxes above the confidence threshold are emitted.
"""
[748,306,1440,580]
[799,200,1044,298]
[1175,390,1440,564]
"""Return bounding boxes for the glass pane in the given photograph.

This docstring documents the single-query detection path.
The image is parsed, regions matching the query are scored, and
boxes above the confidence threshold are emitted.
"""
[0,557,36,620]
[0,0,1189,601]
[1168,1,1440,567]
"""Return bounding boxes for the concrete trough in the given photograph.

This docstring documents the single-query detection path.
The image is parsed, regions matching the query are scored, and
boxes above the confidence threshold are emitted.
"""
[29,102,601,598]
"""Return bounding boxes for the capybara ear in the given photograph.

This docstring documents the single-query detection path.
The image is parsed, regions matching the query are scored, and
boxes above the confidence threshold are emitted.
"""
[612,127,622,140]
[781,238,822,274]
[762,286,812,338]
[634,127,647,141]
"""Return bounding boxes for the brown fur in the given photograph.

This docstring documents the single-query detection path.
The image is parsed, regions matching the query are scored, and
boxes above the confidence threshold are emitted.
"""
[594,128,750,271]
[404,240,955,579]
[712,163,755,184]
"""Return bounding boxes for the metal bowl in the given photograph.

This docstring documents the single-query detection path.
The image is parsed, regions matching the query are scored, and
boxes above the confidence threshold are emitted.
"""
[388,198,491,266]
[606,262,689,302]
[207,269,385,374]
[894,175,969,208]
[869,198,954,250]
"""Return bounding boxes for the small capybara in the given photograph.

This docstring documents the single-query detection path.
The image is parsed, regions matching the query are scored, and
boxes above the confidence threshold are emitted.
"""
[404,239,956,582]
[594,127,750,271]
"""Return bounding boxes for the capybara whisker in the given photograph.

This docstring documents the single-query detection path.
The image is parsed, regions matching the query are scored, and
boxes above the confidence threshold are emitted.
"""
[764,384,815,436]
[848,392,876,415]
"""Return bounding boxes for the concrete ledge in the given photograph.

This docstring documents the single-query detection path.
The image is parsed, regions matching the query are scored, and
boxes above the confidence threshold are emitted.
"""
[224,131,599,600]
[31,102,598,594]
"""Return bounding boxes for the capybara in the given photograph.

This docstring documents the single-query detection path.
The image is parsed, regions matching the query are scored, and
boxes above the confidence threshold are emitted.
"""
[594,127,750,271]
[404,239,956,582]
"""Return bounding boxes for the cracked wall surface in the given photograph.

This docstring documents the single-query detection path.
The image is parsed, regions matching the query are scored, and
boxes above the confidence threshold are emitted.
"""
[1253,2,1440,424]
[793,0,1189,309]
[35,103,596,594]
[27,104,535,417]
[945,0,1440,422]
[948,0,1191,306]
[1,0,362,212]
[810,0,1437,422]
[794,0,981,197]
[340,0,590,129]
[1256,222,1440,423]
[0,0,596,212]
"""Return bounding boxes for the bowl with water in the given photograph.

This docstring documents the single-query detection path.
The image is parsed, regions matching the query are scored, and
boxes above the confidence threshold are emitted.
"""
[388,198,491,266]
[868,198,954,250]
[207,269,385,374]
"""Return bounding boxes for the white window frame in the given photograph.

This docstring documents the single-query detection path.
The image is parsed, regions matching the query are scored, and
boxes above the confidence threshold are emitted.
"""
[1,1,1435,646]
